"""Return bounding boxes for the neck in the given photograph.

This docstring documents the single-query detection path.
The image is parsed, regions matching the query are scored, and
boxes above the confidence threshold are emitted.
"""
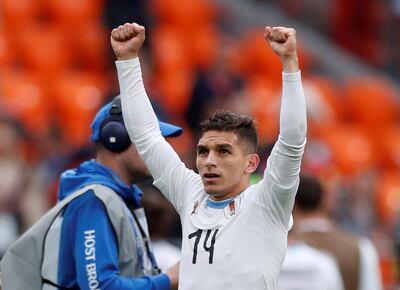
[293,210,332,231]
[96,155,130,186]
[294,210,327,220]
[294,217,333,233]
[209,180,250,202]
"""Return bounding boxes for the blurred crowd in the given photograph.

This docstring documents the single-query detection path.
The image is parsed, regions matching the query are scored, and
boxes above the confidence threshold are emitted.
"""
[0,0,399,289]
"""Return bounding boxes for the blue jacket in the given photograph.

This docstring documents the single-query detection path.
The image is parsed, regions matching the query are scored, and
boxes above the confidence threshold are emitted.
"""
[56,159,171,290]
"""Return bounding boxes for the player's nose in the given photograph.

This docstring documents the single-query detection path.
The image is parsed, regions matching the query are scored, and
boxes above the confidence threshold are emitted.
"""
[204,151,217,168]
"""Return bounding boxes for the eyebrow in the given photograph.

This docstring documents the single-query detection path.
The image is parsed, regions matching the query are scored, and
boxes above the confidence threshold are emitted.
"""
[196,144,208,152]
[196,143,234,152]
[216,143,234,150]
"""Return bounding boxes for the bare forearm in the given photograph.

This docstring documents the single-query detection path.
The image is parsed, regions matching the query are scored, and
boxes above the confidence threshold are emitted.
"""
[281,56,299,73]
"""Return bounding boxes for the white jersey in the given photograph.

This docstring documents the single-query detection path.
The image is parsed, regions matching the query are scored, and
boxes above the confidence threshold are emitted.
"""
[117,58,307,290]
[278,242,344,290]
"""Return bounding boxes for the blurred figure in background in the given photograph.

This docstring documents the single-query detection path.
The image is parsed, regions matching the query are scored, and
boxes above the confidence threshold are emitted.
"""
[103,0,150,38]
[51,96,181,289]
[11,96,180,289]
[0,118,30,258]
[185,35,244,135]
[278,232,344,290]
[293,174,383,290]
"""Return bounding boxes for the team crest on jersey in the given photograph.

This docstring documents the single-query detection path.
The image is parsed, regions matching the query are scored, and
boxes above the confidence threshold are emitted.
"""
[224,198,241,219]
[190,200,200,215]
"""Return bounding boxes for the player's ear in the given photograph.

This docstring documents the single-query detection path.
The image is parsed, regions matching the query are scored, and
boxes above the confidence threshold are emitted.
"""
[245,153,260,174]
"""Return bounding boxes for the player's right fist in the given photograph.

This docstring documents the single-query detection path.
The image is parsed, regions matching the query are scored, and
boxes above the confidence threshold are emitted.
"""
[110,23,145,60]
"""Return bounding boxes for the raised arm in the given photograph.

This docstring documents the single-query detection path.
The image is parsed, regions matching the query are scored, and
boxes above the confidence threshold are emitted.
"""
[110,23,160,145]
[264,26,306,144]
[110,23,200,211]
[256,27,307,229]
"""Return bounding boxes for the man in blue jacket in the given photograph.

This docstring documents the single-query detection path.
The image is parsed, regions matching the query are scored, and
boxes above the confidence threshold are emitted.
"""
[55,96,181,290]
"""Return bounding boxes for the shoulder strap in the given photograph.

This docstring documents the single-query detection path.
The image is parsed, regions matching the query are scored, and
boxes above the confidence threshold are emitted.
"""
[92,186,160,276]
[0,185,98,290]
[55,184,99,208]
[41,184,99,289]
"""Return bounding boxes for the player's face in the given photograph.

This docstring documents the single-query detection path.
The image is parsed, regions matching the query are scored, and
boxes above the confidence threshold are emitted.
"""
[196,130,255,201]
[120,144,151,184]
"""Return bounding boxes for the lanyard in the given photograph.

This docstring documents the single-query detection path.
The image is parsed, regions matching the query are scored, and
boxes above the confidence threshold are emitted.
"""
[131,209,161,274]
[124,204,161,275]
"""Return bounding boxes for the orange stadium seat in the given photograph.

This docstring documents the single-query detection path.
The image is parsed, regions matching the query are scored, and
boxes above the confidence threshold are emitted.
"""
[320,124,377,176]
[150,27,193,73]
[238,30,282,85]
[153,70,194,117]
[0,0,42,27]
[376,127,400,170]
[226,40,246,76]
[302,75,344,138]
[375,171,400,227]
[0,70,50,135]
[16,25,74,77]
[0,31,17,68]
[296,40,312,74]
[166,121,196,159]
[68,22,108,71]
[43,0,104,27]
[151,0,217,28]
[51,72,106,148]
[186,25,219,70]
[151,25,219,72]
[244,75,280,144]
[343,75,399,130]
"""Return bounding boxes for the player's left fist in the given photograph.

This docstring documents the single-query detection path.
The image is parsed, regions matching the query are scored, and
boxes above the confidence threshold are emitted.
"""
[264,26,297,59]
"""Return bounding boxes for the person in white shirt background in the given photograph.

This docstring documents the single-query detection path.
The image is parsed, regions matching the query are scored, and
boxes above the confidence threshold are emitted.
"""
[110,22,307,289]
[278,232,345,290]
[292,174,383,290]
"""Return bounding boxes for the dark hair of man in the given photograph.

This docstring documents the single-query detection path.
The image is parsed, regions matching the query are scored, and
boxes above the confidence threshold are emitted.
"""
[295,174,323,212]
[198,110,258,154]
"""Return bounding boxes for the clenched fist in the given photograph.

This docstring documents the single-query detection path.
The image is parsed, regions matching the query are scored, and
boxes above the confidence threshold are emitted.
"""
[110,23,146,60]
[264,26,299,72]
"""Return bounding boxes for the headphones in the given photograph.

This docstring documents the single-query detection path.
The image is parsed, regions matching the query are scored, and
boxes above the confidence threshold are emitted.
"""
[99,97,132,153]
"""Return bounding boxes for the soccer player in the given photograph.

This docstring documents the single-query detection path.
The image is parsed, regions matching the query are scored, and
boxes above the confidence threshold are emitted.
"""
[111,23,307,289]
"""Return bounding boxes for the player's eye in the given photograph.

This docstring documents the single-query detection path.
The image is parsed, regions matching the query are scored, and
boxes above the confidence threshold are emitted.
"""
[197,149,208,155]
[219,149,230,154]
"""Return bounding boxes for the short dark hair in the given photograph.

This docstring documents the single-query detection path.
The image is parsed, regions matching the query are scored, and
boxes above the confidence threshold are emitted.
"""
[199,110,258,153]
[295,174,323,212]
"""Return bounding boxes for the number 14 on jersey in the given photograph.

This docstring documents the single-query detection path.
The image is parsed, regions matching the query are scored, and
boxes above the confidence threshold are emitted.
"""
[188,229,219,264]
